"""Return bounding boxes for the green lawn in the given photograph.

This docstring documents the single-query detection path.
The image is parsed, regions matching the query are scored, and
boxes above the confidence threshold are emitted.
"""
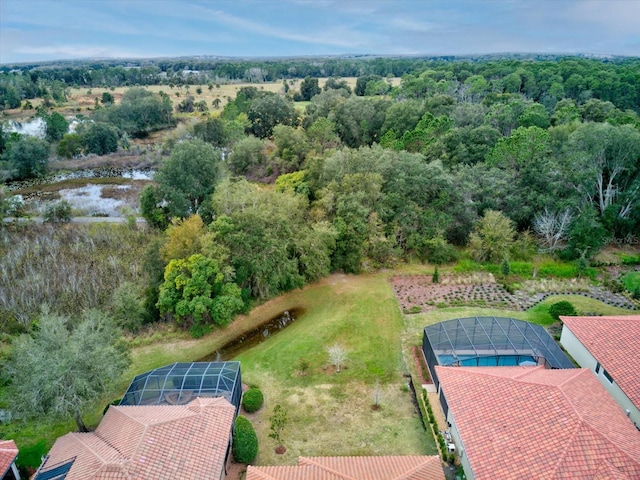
[235,273,436,465]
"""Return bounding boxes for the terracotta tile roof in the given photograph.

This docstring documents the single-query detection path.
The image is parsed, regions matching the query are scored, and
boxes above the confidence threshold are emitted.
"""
[246,455,445,480]
[38,396,235,480]
[435,366,640,480]
[561,315,640,408]
[0,440,19,478]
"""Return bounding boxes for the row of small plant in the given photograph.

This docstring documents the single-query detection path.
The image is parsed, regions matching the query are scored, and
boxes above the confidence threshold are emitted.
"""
[422,389,455,464]
[393,272,638,314]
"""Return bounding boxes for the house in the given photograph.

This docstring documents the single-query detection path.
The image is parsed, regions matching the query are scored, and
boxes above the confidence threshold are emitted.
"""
[34,397,235,480]
[0,440,20,480]
[435,366,640,480]
[422,316,574,392]
[247,455,445,480]
[560,315,640,428]
[119,361,242,414]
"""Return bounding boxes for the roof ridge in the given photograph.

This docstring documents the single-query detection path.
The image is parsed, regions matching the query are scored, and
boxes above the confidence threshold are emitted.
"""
[246,467,280,480]
[300,457,356,480]
[548,415,582,478]
[554,367,587,387]
[67,431,126,465]
[579,419,640,470]
[512,365,545,379]
[395,456,439,480]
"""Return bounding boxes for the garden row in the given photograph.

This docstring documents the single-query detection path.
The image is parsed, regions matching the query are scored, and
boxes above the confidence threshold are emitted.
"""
[391,274,638,314]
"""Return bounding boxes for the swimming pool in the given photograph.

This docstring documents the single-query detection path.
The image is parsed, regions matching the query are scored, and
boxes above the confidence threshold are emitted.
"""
[438,354,537,367]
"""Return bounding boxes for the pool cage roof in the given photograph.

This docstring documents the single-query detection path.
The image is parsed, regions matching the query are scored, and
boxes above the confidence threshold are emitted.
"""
[424,317,574,369]
[119,362,242,410]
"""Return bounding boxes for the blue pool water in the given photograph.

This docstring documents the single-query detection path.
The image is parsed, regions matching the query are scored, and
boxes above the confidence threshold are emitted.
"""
[438,354,536,367]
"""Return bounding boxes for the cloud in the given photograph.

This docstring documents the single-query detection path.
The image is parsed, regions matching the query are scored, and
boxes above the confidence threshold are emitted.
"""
[13,44,146,60]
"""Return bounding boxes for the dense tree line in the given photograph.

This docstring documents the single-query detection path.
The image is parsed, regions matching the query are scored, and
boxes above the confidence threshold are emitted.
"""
[132,56,640,334]
[2,56,639,113]
[2,56,639,335]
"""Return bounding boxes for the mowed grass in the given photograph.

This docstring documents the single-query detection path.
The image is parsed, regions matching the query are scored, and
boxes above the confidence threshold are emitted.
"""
[234,272,436,464]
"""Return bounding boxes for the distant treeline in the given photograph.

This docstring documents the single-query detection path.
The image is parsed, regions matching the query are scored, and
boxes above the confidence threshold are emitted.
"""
[1,56,639,112]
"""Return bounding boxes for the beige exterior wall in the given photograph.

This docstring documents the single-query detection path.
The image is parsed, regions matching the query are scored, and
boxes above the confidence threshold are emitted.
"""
[444,404,475,480]
[560,326,640,428]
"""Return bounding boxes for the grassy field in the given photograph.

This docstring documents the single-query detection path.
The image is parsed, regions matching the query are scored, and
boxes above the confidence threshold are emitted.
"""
[5,77,401,124]
[233,272,434,464]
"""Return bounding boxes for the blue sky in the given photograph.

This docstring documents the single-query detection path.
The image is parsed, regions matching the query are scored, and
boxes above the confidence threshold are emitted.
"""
[1,0,639,64]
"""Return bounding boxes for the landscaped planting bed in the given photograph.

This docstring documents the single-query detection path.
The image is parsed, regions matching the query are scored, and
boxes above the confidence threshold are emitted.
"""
[391,274,638,313]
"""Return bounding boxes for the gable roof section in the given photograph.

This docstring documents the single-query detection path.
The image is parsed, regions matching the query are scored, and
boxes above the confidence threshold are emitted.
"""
[561,315,640,408]
[246,455,445,480]
[436,366,640,480]
[0,440,19,478]
[37,396,235,480]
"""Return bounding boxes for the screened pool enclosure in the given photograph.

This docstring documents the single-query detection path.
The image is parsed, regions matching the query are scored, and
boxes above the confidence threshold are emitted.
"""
[119,361,242,411]
[423,317,574,388]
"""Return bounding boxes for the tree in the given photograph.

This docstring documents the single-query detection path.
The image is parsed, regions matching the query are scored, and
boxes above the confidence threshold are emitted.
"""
[355,74,382,96]
[157,254,244,329]
[42,111,69,142]
[268,404,288,448]
[6,135,49,179]
[160,214,206,262]
[210,179,332,299]
[140,184,170,230]
[153,139,223,219]
[228,135,267,175]
[272,125,311,173]
[58,133,84,158]
[326,344,348,373]
[101,91,114,105]
[468,209,516,263]
[81,122,119,155]
[193,117,227,147]
[533,208,573,252]
[248,94,296,138]
[299,76,321,101]
[567,123,640,222]
[332,96,390,147]
[6,309,130,432]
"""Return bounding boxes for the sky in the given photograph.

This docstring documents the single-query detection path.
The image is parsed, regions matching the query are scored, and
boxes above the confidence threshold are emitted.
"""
[1,0,639,64]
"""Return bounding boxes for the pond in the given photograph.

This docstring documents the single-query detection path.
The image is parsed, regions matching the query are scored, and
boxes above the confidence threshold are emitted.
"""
[7,118,46,138]
[199,308,305,361]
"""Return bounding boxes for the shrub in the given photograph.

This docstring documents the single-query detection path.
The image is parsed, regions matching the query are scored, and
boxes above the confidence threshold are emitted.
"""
[43,200,72,224]
[242,387,264,413]
[548,301,577,321]
[232,415,258,464]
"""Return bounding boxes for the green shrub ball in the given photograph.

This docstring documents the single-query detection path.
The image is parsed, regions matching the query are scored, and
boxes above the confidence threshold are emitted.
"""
[549,301,577,321]
[242,387,264,413]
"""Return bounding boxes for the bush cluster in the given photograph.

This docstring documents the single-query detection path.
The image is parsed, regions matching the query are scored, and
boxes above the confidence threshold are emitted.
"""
[422,389,449,460]
[242,387,264,413]
[232,415,258,464]
[549,301,577,321]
